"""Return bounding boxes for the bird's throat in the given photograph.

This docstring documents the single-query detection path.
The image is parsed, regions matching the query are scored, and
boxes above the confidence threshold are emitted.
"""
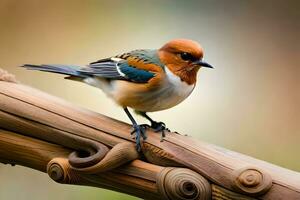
[171,67,199,85]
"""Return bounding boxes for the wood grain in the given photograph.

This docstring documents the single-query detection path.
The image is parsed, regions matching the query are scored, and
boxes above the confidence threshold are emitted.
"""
[0,79,299,199]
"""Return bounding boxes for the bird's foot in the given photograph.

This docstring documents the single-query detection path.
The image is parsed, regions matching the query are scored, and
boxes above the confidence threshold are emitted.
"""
[151,121,169,141]
[131,124,147,151]
[131,124,148,140]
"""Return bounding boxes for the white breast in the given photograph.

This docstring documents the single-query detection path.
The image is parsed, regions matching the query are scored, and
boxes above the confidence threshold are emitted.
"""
[134,67,195,112]
[165,67,195,98]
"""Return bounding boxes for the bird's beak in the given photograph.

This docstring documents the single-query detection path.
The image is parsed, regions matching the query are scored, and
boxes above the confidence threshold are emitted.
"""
[192,60,214,68]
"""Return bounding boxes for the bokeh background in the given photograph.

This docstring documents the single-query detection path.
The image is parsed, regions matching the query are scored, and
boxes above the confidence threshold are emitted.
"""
[0,0,299,199]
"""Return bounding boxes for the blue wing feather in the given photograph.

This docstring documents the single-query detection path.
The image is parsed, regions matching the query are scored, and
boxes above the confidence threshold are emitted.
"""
[85,49,163,83]
[83,56,155,83]
[118,63,155,83]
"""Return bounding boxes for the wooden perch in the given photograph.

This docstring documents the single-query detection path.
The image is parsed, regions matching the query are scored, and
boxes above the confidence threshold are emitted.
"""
[0,71,299,200]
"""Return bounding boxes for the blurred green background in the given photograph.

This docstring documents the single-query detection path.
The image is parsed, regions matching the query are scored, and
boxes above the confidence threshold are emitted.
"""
[0,0,299,199]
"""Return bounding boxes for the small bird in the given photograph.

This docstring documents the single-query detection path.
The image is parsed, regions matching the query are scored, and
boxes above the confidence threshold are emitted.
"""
[22,39,213,150]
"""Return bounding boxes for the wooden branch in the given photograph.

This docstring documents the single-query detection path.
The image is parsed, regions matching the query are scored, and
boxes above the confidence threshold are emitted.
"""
[0,73,299,200]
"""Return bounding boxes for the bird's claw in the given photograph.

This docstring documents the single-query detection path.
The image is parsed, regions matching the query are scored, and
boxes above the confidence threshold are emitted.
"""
[130,121,169,147]
[139,124,151,133]
[151,121,169,141]
[131,124,147,151]
[131,124,148,139]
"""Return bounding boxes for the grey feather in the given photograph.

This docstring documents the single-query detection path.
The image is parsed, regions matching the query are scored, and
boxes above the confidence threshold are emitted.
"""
[22,64,88,78]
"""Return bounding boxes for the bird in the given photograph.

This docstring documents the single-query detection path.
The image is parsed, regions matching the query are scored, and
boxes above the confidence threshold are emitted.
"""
[22,39,213,151]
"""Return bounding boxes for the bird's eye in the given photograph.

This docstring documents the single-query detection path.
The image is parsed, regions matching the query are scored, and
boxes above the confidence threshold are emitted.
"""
[180,52,194,61]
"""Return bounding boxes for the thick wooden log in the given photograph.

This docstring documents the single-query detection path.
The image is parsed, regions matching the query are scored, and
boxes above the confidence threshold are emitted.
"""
[0,73,299,199]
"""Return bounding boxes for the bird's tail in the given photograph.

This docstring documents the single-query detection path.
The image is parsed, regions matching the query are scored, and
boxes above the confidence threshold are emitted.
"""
[22,64,89,81]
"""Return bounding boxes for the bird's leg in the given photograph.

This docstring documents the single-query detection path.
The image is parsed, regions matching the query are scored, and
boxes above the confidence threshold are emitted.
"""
[123,107,147,151]
[138,112,169,141]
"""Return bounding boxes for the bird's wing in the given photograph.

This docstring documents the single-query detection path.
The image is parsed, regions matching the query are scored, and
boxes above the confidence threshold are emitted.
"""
[80,49,165,83]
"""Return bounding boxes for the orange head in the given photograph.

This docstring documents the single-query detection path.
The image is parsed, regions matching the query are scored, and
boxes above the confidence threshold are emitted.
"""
[158,39,213,85]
